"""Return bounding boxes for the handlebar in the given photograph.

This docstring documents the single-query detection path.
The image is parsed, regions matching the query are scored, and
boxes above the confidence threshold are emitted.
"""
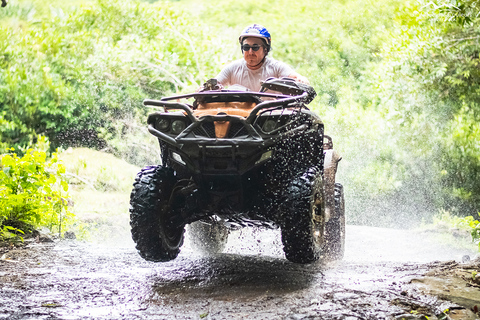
[144,90,308,125]
[143,99,197,124]
[245,92,308,124]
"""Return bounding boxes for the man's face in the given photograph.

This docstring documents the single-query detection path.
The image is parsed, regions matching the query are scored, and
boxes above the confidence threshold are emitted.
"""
[242,37,267,69]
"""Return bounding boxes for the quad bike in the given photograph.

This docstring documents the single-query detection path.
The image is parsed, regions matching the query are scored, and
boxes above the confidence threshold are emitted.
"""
[129,77,345,264]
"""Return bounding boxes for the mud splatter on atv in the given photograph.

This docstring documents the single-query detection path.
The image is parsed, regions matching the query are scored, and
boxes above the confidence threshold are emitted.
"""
[130,78,344,264]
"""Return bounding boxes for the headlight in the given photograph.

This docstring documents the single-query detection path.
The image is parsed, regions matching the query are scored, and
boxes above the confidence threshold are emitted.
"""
[156,118,170,131]
[262,119,277,132]
[255,150,273,165]
[171,120,186,134]
[171,152,186,165]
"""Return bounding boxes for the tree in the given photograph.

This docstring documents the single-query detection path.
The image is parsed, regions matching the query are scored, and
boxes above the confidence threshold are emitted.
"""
[364,0,480,216]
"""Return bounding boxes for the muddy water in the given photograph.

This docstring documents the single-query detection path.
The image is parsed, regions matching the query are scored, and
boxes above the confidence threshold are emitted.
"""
[0,226,476,320]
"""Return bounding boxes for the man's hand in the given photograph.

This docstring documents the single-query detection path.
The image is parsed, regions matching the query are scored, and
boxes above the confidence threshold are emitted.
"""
[197,79,224,92]
[288,72,310,85]
[1,0,8,8]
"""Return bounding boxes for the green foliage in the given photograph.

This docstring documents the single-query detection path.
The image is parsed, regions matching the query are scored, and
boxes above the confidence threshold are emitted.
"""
[435,210,479,230]
[57,147,139,192]
[55,148,137,244]
[0,147,72,239]
[434,210,480,250]
[0,0,213,161]
[1,0,480,225]
[355,0,480,220]
[441,104,480,201]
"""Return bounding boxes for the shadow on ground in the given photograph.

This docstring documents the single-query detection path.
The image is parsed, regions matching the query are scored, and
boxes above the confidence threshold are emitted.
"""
[149,253,322,301]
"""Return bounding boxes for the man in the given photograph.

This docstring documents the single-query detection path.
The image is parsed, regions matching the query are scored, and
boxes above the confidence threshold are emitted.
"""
[215,24,309,92]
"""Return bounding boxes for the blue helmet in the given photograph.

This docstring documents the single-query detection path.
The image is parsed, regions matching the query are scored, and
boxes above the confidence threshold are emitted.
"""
[239,24,271,51]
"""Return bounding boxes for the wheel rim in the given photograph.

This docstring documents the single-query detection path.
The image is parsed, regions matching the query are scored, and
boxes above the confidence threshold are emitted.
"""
[312,193,325,249]
[161,207,184,246]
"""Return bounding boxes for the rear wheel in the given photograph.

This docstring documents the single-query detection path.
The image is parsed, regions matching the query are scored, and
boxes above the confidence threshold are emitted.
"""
[323,183,345,260]
[130,165,185,262]
[188,218,229,255]
[281,168,325,264]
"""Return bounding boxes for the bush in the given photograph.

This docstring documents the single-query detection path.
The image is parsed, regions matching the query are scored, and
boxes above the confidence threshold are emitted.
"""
[0,148,72,239]
[0,0,200,159]
[434,211,480,251]
[354,0,480,220]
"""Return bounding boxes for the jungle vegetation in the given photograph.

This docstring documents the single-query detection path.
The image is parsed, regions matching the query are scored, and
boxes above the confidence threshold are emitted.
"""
[0,0,479,237]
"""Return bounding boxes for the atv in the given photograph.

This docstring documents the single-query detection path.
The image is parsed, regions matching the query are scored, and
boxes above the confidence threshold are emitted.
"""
[129,77,344,264]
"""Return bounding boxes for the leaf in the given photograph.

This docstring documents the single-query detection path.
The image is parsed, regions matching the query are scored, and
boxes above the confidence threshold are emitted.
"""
[61,180,68,192]
[2,166,11,176]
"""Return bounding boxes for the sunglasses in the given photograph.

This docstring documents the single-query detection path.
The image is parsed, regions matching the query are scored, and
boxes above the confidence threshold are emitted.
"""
[241,44,263,52]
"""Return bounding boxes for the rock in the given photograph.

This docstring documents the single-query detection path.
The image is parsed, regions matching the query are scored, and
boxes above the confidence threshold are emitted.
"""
[446,307,478,320]
[38,234,54,243]
[64,231,76,240]
[411,276,480,310]
[473,274,480,285]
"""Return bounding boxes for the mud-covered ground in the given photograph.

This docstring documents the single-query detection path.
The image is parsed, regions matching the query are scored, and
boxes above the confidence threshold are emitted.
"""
[1,226,479,320]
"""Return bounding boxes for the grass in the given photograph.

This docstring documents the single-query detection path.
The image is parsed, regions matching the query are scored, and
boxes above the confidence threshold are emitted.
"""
[58,147,140,192]
[58,147,141,245]
[419,212,480,254]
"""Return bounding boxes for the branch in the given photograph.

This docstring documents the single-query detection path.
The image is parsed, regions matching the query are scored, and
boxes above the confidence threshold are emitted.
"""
[64,172,97,190]
[443,36,480,50]
[445,36,480,43]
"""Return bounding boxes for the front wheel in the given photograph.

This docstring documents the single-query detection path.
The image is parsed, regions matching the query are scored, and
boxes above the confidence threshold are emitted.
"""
[130,165,185,262]
[281,168,325,264]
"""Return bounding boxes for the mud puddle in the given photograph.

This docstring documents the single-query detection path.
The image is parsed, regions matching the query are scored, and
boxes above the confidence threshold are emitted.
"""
[0,226,479,319]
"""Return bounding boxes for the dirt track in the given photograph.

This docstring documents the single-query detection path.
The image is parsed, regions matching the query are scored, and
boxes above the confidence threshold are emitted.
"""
[1,226,479,319]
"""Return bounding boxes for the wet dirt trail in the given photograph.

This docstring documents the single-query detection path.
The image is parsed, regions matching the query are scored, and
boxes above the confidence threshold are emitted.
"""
[1,226,478,320]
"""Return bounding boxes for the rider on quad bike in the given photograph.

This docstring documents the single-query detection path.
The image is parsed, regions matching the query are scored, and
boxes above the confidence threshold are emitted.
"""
[129,25,344,264]
[129,76,344,264]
